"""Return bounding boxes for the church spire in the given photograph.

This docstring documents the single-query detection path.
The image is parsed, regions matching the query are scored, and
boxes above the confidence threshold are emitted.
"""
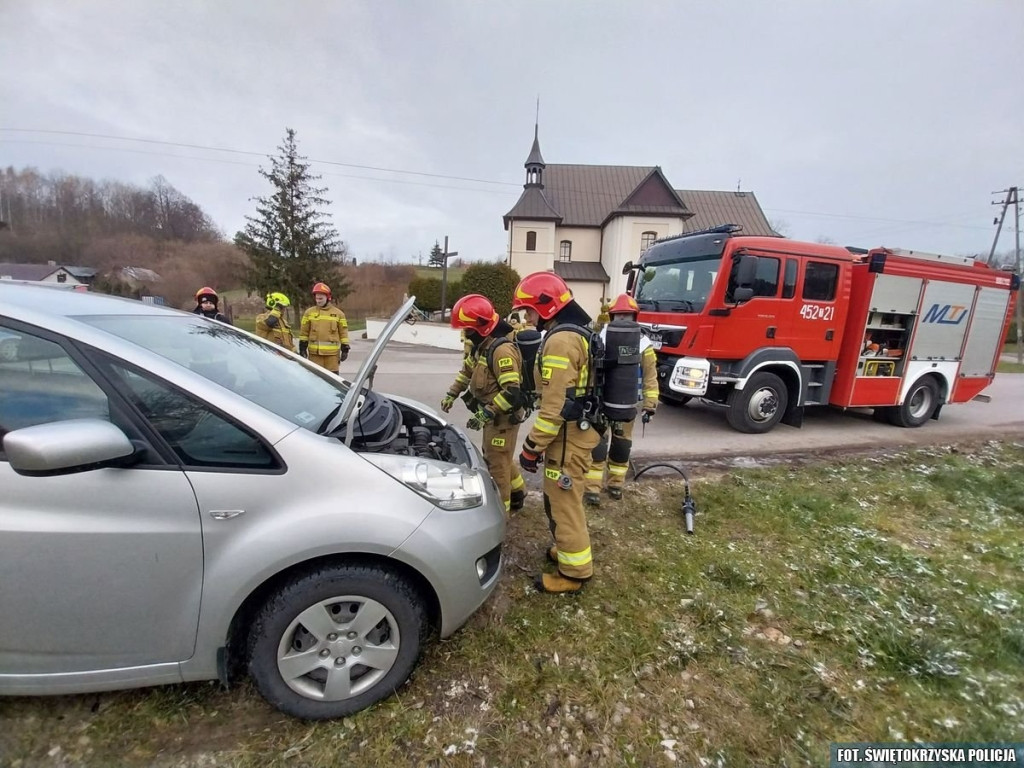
[524,100,545,188]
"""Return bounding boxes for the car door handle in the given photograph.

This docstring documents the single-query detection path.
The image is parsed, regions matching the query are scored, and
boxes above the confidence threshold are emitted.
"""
[209,509,246,520]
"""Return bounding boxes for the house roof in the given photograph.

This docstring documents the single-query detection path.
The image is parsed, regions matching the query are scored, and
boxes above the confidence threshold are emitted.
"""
[503,186,562,224]
[525,125,545,167]
[506,165,690,228]
[65,266,98,278]
[553,261,610,283]
[675,190,778,237]
[0,263,66,281]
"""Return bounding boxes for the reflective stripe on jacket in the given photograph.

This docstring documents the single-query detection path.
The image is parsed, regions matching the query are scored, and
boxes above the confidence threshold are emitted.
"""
[300,305,349,354]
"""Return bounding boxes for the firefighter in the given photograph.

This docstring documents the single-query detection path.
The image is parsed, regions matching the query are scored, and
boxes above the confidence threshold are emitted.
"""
[192,287,230,323]
[255,292,294,350]
[299,282,350,373]
[584,293,659,505]
[441,295,527,514]
[513,272,601,594]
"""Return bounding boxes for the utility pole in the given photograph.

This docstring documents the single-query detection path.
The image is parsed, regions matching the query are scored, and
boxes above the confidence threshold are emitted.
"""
[439,235,458,321]
[990,187,1022,363]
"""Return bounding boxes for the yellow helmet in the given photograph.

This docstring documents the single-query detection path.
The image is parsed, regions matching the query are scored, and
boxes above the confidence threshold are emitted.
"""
[266,291,291,309]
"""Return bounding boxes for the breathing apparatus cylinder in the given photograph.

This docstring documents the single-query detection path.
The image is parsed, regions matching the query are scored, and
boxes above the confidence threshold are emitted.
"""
[600,317,642,422]
[515,329,543,395]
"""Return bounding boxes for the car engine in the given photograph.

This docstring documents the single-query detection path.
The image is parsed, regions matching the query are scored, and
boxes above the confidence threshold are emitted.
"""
[342,391,471,465]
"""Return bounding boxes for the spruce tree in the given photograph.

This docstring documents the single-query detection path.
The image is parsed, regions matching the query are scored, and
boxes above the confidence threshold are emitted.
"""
[236,128,349,311]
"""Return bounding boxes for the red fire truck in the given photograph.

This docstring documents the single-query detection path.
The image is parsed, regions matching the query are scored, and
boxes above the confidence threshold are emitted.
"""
[623,225,1019,433]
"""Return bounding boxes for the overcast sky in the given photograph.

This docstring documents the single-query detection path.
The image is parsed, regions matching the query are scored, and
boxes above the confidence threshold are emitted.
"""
[1,1,1021,263]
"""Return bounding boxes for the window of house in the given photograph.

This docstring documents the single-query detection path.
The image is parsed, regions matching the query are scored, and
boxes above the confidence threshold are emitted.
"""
[640,231,657,253]
[559,240,572,262]
[803,261,839,302]
[525,231,537,251]
[782,259,798,299]
[56,272,67,283]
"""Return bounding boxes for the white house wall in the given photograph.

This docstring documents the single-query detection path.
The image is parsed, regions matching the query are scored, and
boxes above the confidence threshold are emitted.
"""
[569,282,606,318]
[508,220,556,276]
[42,270,81,285]
[553,226,601,262]
[601,216,684,298]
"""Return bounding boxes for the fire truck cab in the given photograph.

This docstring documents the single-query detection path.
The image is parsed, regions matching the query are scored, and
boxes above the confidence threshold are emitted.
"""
[624,225,1019,433]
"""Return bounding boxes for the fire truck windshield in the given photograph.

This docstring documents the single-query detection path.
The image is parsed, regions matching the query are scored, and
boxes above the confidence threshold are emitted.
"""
[634,254,719,314]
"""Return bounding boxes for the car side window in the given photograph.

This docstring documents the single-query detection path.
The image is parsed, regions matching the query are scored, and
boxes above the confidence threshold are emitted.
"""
[106,361,279,470]
[0,325,111,453]
[752,256,781,297]
[803,261,839,302]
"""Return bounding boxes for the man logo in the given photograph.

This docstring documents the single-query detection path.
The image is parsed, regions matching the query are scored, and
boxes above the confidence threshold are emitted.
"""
[922,303,968,325]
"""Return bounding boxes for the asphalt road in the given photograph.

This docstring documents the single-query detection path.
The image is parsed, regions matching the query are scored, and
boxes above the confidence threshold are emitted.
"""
[340,338,1024,464]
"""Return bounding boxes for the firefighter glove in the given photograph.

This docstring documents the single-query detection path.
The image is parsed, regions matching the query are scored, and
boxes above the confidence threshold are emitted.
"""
[298,340,308,357]
[264,313,279,329]
[440,392,457,413]
[340,344,350,362]
[466,407,494,431]
[519,439,542,473]
[642,408,655,424]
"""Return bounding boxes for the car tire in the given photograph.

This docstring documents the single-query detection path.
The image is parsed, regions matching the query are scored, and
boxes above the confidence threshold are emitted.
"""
[887,377,939,428]
[725,371,788,433]
[247,564,427,720]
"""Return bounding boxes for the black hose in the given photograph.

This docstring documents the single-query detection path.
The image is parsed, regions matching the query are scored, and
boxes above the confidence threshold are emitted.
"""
[633,462,696,535]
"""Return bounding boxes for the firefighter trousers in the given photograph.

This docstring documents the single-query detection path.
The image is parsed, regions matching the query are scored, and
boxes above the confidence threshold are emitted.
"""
[483,419,522,515]
[544,422,601,580]
[584,419,635,493]
[308,352,340,373]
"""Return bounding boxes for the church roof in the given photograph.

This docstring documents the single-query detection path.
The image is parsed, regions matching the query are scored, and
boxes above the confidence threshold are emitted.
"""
[675,190,778,237]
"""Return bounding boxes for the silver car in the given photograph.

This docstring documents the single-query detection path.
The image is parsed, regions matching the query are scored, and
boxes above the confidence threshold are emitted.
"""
[0,286,505,720]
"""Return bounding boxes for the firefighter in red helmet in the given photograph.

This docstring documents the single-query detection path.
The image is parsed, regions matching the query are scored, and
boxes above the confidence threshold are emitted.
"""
[192,287,230,324]
[512,272,601,594]
[584,293,658,505]
[300,282,350,373]
[443,294,527,515]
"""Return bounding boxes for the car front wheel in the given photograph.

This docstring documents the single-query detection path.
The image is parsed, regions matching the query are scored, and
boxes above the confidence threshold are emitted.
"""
[248,564,427,720]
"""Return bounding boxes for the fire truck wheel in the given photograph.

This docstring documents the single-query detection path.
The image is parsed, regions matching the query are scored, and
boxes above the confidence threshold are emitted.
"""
[725,372,788,433]
[888,377,939,428]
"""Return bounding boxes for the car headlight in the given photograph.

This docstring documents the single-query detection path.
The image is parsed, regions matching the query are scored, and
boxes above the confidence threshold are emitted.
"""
[362,454,484,510]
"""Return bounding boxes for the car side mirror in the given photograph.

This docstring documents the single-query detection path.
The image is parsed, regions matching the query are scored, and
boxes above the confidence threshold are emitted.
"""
[621,261,633,275]
[5,419,139,477]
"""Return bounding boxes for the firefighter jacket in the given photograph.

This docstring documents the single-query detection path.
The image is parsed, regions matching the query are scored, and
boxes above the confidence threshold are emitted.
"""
[528,323,592,452]
[300,304,349,355]
[255,308,294,350]
[447,335,523,419]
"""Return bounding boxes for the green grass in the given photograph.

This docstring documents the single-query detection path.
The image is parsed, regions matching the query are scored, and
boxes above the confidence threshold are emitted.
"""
[3,441,1023,766]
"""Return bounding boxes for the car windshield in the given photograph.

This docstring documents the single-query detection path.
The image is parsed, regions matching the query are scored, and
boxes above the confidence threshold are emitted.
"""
[634,254,720,313]
[79,314,347,432]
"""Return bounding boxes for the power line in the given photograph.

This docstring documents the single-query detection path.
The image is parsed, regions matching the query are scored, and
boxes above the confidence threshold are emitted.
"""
[0,127,522,187]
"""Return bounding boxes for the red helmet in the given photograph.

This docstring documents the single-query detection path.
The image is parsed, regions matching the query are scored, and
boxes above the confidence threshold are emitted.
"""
[512,272,572,321]
[312,282,331,300]
[609,293,639,316]
[451,294,499,336]
[195,286,218,302]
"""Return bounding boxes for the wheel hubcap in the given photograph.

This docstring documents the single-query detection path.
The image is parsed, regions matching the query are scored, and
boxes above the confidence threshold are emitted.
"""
[747,387,779,422]
[276,596,401,702]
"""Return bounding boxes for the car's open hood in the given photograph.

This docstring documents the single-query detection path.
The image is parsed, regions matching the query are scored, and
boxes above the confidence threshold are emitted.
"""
[324,296,417,444]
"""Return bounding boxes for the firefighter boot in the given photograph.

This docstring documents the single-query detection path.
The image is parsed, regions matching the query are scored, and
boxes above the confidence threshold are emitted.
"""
[583,492,601,507]
[535,571,587,594]
[607,487,623,500]
[510,488,526,511]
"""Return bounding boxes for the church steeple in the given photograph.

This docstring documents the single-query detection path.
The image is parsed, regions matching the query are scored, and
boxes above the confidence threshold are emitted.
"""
[524,119,545,188]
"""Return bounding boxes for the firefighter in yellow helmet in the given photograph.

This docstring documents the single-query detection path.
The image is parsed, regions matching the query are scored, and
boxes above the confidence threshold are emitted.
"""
[255,292,294,350]
[513,272,601,594]
[584,293,658,505]
[299,282,350,373]
[442,294,527,514]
